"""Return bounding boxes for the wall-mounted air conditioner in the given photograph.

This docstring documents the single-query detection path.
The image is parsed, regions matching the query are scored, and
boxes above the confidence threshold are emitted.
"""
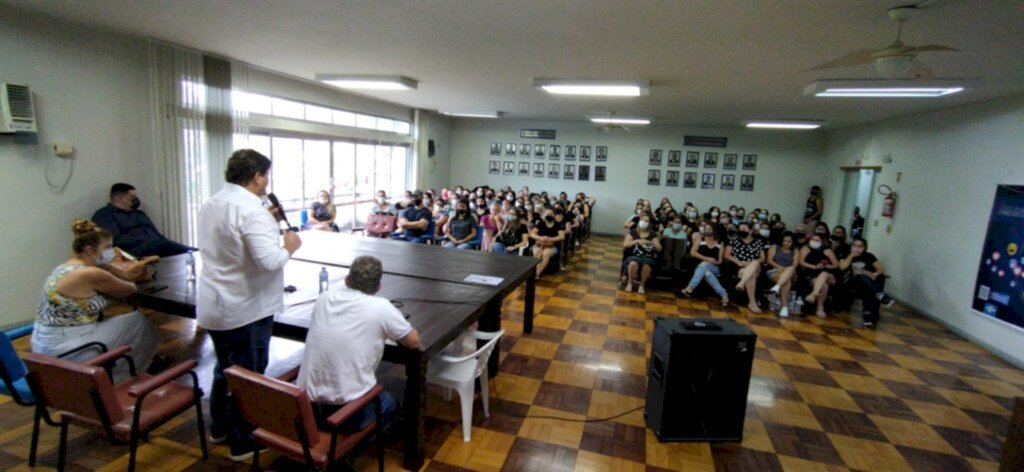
[0,83,37,133]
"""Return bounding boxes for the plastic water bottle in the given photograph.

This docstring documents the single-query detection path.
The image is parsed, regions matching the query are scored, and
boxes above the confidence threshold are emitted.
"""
[185,250,196,282]
[319,266,329,294]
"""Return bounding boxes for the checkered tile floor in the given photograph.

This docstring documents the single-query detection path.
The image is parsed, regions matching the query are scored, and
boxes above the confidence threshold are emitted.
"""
[2,235,1019,471]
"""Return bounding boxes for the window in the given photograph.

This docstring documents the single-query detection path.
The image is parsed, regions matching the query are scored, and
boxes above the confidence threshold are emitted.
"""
[231,90,411,135]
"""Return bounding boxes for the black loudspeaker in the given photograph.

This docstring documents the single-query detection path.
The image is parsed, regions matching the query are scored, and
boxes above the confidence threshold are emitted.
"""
[428,139,435,157]
[645,317,757,442]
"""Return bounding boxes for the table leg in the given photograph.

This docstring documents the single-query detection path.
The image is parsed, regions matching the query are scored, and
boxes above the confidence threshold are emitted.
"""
[524,275,536,334]
[479,296,502,378]
[402,352,427,471]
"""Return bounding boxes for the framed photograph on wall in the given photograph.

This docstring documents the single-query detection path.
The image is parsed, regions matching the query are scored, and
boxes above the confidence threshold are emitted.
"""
[683,172,697,188]
[668,150,682,167]
[685,151,700,168]
[595,166,607,182]
[703,152,718,168]
[563,164,575,180]
[490,142,501,156]
[579,145,592,161]
[549,144,561,160]
[649,149,663,166]
[743,154,758,171]
[548,163,560,179]
[518,162,530,176]
[740,175,755,191]
[488,160,500,175]
[505,142,517,156]
[720,174,735,190]
[578,165,590,181]
[723,153,738,170]
[666,170,680,187]
[701,173,716,189]
[647,169,661,186]
[596,146,608,162]
[502,161,515,175]
[519,143,531,157]
[565,145,577,160]
[534,144,546,158]
[533,163,544,178]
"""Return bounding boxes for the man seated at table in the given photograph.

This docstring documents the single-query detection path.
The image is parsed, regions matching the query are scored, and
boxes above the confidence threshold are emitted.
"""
[393,191,431,243]
[298,256,420,436]
[92,183,193,257]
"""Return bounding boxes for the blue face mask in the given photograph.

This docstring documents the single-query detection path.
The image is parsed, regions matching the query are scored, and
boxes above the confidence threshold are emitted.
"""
[758,213,767,220]
[97,247,116,265]
[672,223,682,230]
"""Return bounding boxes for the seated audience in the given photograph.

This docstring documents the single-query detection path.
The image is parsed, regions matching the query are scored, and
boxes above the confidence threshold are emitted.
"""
[766,232,798,318]
[530,208,565,279]
[725,222,767,313]
[661,215,689,271]
[298,256,420,436]
[92,183,193,257]
[32,219,162,375]
[839,237,893,328]
[307,190,339,232]
[393,193,431,243]
[371,190,395,215]
[492,208,529,254]
[621,212,662,294]
[443,200,478,249]
[679,230,729,307]
[830,225,851,260]
[480,203,502,252]
[798,233,838,318]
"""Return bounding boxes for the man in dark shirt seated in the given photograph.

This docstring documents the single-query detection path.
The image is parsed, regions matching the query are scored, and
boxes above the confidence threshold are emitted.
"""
[92,183,194,257]
[392,191,431,243]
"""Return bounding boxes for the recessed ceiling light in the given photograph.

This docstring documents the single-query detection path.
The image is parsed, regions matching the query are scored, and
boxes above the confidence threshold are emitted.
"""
[804,79,965,98]
[590,117,651,125]
[534,79,649,97]
[745,120,822,130]
[315,74,418,90]
[440,111,503,118]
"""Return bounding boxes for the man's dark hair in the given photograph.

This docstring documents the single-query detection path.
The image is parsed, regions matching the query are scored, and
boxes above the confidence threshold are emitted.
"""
[225,149,272,186]
[110,183,135,199]
[347,256,383,294]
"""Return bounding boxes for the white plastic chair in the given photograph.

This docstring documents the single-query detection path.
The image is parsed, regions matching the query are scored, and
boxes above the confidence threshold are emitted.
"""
[426,329,504,442]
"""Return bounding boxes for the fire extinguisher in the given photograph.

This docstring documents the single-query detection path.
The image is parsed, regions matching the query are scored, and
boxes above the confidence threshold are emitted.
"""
[878,185,897,218]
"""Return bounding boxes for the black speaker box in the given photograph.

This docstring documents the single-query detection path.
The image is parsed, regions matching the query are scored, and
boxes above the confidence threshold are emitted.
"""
[645,317,757,442]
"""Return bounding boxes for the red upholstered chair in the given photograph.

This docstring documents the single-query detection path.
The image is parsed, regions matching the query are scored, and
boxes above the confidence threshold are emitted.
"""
[360,214,398,238]
[224,365,385,471]
[22,347,207,472]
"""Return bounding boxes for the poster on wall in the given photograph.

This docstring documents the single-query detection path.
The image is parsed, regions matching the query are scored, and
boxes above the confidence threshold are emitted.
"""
[596,146,608,162]
[683,172,697,188]
[649,150,663,166]
[740,175,755,191]
[548,164,560,179]
[668,150,681,167]
[565,145,577,161]
[519,144,531,157]
[580,146,592,161]
[973,185,1024,329]
[666,170,680,187]
[701,173,715,189]
[488,161,500,175]
[720,174,735,190]
[505,143,517,156]
[723,154,738,170]
[685,151,700,168]
[647,169,661,186]
[533,163,544,177]
[743,154,758,171]
[550,145,561,160]
[534,144,546,158]
[704,152,718,168]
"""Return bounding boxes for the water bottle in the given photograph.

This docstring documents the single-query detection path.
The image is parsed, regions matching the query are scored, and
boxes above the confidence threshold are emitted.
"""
[185,250,196,282]
[319,266,329,294]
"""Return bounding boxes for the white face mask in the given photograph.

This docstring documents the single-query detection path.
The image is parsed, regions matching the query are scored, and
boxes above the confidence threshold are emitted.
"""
[687,211,697,218]
[759,229,771,238]
[97,247,116,265]
[638,220,650,230]
[504,214,517,222]
[711,211,719,218]
[809,241,822,250]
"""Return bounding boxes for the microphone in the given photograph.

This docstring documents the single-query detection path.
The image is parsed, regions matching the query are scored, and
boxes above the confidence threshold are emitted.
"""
[267,193,297,232]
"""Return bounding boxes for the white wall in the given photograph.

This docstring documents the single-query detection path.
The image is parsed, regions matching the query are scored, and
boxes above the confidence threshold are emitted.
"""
[823,94,1024,366]
[0,12,155,327]
[415,111,452,192]
[449,120,828,234]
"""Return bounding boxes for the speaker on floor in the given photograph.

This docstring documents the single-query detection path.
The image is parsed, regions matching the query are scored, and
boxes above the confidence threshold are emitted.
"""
[645,317,757,442]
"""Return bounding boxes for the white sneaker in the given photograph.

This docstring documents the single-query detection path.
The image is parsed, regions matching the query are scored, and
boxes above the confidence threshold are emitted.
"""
[770,284,781,294]
[779,307,789,318]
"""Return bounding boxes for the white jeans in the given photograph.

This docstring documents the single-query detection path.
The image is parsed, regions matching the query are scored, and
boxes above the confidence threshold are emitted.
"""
[31,311,160,378]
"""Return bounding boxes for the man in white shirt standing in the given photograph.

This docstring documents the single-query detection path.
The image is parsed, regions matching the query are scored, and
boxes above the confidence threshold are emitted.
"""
[197,149,302,461]
[298,256,420,438]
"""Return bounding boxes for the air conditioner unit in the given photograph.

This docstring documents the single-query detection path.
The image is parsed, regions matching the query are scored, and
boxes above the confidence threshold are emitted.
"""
[0,83,37,133]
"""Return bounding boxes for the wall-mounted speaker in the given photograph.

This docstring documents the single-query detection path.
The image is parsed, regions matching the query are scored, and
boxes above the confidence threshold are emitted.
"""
[428,139,436,157]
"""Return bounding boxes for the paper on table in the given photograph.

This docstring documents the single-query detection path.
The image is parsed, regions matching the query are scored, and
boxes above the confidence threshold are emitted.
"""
[464,274,503,286]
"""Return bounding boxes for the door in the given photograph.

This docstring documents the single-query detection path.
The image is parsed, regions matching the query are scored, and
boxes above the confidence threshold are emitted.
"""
[837,168,876,240]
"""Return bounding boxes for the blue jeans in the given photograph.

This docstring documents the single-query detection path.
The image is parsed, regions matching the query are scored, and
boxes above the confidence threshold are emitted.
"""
[312,390,399,451]
[208,315,274,450]
[443,241,472,249]
[491,242,507,253]
[687,262,728,298]
[851,274,882,322]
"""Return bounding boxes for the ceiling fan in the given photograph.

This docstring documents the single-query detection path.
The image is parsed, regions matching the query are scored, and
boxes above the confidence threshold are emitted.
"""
[808,4,959,80]
[593,111,635,133]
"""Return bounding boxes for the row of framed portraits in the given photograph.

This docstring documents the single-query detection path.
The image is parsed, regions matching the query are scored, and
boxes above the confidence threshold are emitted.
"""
[489,142,608,162]
[489,161,608,181]
[647,171,756,191]
[649,150,758,170]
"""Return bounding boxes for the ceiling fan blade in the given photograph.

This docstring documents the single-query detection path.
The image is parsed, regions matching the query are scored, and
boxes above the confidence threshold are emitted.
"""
[807,49,878,71]
[907,60,934,81]
[907,44,959,53]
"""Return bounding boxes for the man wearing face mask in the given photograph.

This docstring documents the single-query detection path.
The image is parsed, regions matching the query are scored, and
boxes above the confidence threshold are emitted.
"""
[92,183,194,257]
[394,191,432,243]
[803,185,824,226]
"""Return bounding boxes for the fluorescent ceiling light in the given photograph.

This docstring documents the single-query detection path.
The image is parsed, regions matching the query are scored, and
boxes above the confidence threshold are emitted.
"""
[315,74,417,90]
[534,79,649,96]
[804,79,965,98]
[746,121,822,130]
[440,111,503,118]
[590,117,651,125]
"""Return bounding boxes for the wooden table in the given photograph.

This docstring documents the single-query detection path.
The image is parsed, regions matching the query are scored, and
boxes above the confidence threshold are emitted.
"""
[137,252,517,470]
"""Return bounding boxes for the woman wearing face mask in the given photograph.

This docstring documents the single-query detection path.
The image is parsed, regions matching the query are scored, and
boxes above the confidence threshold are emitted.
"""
[766,232,798,318]
[661,215,689,271]
[530,209,565,279]
[480,203,503,252]
[308,190,339,232]
[724,222,767,313]
[798,233,838,318]
[443,200,478,250]
[679,230,729,307]
[372,190,394,215]
[624,202,645,231]
[706,206,721,221]
[838,237,892,328]
[621,212,662,293]
[803,186,824,226]
[32,220,162,376]
[492,208,529,255]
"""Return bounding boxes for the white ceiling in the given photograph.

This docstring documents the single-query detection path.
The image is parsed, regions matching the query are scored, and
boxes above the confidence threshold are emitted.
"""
[7,0,1024,129]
